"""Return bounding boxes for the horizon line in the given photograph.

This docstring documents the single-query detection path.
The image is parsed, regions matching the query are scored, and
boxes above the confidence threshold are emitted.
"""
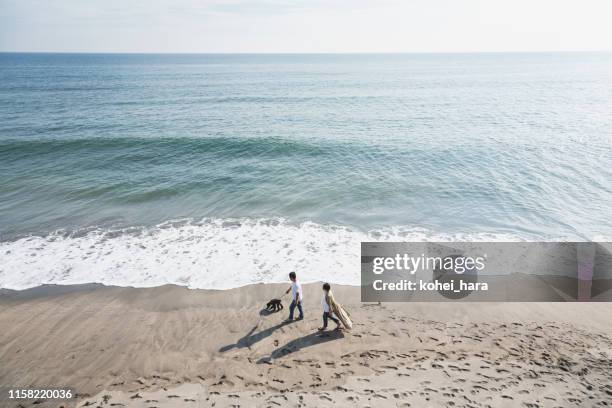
[1,50,611,55]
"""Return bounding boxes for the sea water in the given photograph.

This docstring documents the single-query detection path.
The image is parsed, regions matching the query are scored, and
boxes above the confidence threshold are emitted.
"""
[1,53,611,289]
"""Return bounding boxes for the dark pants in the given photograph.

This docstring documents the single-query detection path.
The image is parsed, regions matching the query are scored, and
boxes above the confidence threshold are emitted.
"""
[289,299,303,319]
[323,311,340,328]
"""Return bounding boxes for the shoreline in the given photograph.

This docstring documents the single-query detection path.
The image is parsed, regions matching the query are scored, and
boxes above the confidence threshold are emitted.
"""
[0,217,557,293]
[1,283,611,407]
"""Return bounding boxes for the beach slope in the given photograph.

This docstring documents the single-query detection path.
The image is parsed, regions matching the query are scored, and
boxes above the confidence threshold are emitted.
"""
[1,284,611,407]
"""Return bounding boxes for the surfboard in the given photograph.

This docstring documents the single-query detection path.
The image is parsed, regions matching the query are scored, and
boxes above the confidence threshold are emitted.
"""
[331,302,352,330]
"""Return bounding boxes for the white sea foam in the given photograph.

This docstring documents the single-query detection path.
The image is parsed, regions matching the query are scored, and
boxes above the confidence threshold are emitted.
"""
[0,218,554,290]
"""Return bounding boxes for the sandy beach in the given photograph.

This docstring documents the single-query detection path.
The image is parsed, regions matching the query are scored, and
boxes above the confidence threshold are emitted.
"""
[0,283,611,407]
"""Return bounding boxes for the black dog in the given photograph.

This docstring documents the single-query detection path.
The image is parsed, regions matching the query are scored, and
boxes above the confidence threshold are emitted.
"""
[266,299,283,312]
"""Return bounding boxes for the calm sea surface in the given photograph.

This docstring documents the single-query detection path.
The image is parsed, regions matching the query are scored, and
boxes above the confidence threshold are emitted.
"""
[1,53,611,288]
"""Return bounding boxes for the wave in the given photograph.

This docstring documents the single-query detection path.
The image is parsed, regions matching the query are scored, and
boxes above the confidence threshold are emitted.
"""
[0,135,332,161]
[0,218,545,290]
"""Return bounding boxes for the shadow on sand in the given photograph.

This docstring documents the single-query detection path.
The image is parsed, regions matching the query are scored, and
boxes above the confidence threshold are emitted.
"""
[259,307,282,317]
[219,311,291,352]
[257,330,344,364]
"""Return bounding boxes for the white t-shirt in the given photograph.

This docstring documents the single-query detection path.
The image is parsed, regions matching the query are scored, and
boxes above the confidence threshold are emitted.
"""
[321,295,330,313]
[291,281,303,301]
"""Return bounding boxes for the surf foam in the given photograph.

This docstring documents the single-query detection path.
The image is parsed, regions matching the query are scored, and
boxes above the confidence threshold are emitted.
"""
[0,218,545,290]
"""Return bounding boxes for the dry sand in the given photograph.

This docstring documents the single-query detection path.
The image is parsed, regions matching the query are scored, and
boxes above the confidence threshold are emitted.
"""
[0,283,611,407]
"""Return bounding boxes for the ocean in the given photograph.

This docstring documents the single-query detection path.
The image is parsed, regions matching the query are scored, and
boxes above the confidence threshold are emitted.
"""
[1,53,611,289]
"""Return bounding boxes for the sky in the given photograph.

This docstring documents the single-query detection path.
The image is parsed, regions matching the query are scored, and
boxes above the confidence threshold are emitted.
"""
[1,0,612,53]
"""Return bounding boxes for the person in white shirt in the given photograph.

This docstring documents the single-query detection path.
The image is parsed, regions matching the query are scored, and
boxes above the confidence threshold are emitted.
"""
[285,271,304,321]
[319,282,340,331]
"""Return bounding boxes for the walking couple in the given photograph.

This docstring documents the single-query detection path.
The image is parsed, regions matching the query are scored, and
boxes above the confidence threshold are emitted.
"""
[284,272,352,331]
